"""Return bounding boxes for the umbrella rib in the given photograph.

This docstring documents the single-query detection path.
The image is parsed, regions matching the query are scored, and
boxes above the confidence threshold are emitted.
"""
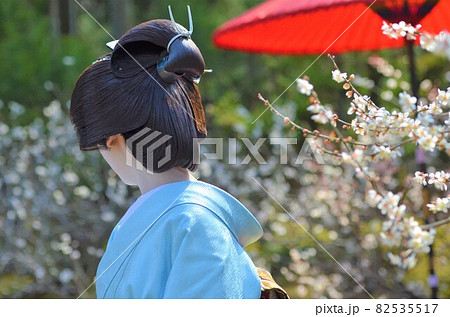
[252,0,378,125]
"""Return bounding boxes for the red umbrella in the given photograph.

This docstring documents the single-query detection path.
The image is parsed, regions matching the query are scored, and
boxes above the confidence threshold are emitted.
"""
[212,0,450,55]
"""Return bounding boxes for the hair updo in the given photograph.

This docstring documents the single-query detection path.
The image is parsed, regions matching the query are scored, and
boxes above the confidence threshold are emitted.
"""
[70,19,207,173]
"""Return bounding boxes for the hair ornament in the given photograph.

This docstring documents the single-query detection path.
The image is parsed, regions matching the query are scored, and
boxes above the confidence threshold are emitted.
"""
[103,6,210,84]
[166,5,193,53]
[156,5,197,83]
[106,40,119,50]
[92,55,111,65]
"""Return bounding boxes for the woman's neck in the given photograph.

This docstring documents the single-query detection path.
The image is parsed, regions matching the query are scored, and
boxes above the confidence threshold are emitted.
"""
[135,167,197,196]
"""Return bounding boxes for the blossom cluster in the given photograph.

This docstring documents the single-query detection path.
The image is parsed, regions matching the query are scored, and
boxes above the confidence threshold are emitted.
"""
[306,101,336,126]
[299,71,449,156]
[300,76,449,157]
[351,91,448,153]
[382,21,450,60]
[381,21,420,40]
[414,171,450,214]
[420,31,450,60]
[427,197,450,214]
[296,78,313,96]
[367,190,436,268]
[414,171,450,191]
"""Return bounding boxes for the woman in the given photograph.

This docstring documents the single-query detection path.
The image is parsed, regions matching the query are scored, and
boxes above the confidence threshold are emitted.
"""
[69,13,264,298]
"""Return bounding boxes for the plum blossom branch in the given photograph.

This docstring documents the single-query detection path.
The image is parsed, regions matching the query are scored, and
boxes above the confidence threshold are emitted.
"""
[257,20,450,269]
[256,93,368,146]
[421,216,450,230]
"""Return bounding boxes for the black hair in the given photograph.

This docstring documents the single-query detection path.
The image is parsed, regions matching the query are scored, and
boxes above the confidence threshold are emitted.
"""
[70,19,207,173]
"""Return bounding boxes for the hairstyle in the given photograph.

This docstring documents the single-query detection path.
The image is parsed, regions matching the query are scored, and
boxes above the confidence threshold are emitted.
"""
[70,19,207,173]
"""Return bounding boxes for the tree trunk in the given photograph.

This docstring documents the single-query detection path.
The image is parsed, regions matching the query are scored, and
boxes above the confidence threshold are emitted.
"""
[50,0,77,36]
[109,0,128,38]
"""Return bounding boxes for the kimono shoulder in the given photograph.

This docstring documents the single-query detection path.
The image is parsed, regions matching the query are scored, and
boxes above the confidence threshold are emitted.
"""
[96,180,263,298]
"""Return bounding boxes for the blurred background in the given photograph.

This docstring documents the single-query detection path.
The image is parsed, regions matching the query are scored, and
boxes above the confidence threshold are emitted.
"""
[0,0,448,298]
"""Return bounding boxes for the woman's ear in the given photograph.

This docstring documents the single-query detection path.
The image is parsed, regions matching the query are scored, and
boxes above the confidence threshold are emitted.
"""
[106,134,124,149]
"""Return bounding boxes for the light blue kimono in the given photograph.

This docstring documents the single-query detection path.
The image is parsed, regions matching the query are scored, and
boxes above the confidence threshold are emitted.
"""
[95,180,264,298]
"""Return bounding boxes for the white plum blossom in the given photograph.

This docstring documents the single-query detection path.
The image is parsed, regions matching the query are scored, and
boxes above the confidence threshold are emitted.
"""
[340,148,367,170]
[296,78,313,96]
[427,197,450,213]
[413,171,428,185]
[351,119,366,135]
[306,103,336,126]
[417,134,438,151]
[348,94,370,115]
[382,21,420,40]
[413,171,450,191]
[74,185,91,199]
[398,91,417,112]
[376,190,436,266]
[437,88,450,107]
[331,70,347,83]
[387,252,402,266]
[427,171,450,191]
[403,254,417,269]
[380,203,406,220]
[352,148,364,162]
[381,227,401,247]
[390,204,406,219]
[387,251,417,269]
[382,21,399,39]
[420,33,440,52]
[306,102,321,114]
[340,152,352,165]
[408,226,435,254]
[427,102,443,115]
[377,191,400,215]
[311,112,328,124]
[382,21,450,60]
[420,31,450,60]
[372,145,401,160]
[366,189,382,207]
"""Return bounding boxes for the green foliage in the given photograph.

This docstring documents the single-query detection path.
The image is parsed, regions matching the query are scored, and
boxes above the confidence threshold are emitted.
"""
[0,0,106,107]
[0,274,33,297]
[0,0,53,106]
